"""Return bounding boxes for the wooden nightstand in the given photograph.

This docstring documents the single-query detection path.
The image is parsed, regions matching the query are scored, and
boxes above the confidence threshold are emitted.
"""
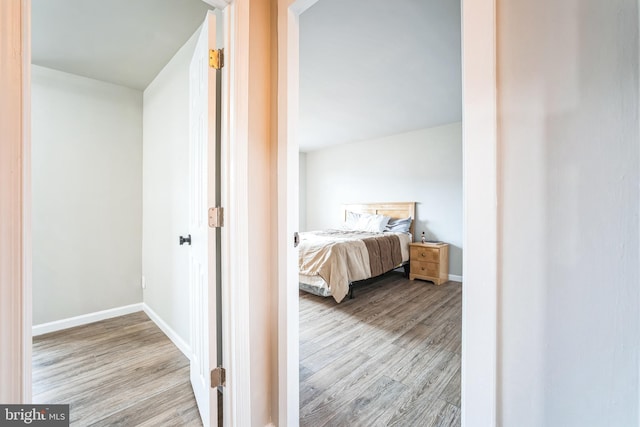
[409,242,449,285]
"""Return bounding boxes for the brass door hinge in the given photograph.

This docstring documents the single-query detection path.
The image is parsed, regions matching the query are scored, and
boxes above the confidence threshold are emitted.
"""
[211,366,226,388]
[209,48,224,70]
[208,207,224,228]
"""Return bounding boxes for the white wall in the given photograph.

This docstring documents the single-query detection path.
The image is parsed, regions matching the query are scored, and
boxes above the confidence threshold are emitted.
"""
[31,65,143,325]
[303,123,462,276]
[142,29,201,346]
[497,0,639,425]
[299,152,307,231]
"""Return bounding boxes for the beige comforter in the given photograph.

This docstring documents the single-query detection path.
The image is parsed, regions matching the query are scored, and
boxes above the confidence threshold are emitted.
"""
[298,230,405,302]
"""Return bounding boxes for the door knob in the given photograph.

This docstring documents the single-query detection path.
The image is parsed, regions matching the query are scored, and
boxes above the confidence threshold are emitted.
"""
[179,235,191,245]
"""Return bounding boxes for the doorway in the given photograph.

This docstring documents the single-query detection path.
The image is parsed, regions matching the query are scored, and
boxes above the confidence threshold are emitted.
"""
[1,0,498,422]
[296,1,463,423]
[28,1,221,425]
[1,0,260,422]
[276,0,499,424]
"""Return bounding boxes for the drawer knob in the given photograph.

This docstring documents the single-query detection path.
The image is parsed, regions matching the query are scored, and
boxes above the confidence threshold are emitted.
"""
[421,252,426,257]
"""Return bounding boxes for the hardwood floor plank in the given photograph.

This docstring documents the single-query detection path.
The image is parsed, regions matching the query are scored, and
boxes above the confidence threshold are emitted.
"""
[440,366,461,407]
[441,321,462,355]
[322,375,409,427]
[300,351,372,409]
[300,338,324,361]
[387,398,448,427]
[386,346,444,386]
[300,343,406,424]
[387,350,460,423]
[327,289,458,362]
[300,279,437,359]
[424,321,460,349]
[300,364,315,383]
[434,402,461,427]
[88,381,201,427]
[300,274,462,426]
[32,312,202,427]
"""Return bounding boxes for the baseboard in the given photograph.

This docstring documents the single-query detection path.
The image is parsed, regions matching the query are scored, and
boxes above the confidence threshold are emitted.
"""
[32,303,143,336]
[448,274,463,282]
[142,303,191,360]
[32,302,191,361]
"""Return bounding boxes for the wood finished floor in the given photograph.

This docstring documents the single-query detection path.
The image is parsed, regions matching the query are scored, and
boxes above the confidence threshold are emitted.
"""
[300,272,462,427]
[32,311,202,427]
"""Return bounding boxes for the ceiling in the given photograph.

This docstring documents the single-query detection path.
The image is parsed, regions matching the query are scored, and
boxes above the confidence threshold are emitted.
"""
[32,0,461,146]
[31,0,213,90]
[299,0,462,152]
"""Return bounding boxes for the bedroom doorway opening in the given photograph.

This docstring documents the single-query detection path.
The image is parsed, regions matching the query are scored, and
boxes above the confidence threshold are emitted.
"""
[295,0,464,424]
[281,0,499,422]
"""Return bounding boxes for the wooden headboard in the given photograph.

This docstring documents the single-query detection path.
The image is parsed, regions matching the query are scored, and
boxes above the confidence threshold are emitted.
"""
[343,202,416,239]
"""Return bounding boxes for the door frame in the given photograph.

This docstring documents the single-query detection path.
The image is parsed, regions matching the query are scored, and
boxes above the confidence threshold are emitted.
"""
[0,0,256,423]
[0,0,32,403]
[276,0,499,425]
[2,0,498,423]
[206,0,254,424]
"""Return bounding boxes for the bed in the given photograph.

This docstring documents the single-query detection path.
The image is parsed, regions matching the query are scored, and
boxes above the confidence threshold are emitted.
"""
[298,202,416,302]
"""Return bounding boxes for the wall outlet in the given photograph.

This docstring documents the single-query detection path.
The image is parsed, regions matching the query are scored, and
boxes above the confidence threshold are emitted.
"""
[141,276,146,290]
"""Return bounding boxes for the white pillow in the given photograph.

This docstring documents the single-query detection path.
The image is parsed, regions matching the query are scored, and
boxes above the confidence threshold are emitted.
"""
[360,215,391,233]
[384,217,412,233]
[343,211,362,230]
[342,211,391,232]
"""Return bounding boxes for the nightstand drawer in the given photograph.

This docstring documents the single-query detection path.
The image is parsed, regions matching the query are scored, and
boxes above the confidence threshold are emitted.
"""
[410,246,440,263]
[410,261,439,277]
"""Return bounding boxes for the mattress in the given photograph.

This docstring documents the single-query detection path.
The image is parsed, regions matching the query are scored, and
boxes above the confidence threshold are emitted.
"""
[298,230,411,302]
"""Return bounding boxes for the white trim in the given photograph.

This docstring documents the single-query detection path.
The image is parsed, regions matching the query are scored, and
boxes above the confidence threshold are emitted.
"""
[461,0,498,425]
[142,303,192,360]
[277,1,312,424]
[219,3,236,424]
[219,1,253,425]
[31,302,193,362]
[449,274,463,283]
[0,0,31,403]
[32,304,143,336]
[21,0,32,404]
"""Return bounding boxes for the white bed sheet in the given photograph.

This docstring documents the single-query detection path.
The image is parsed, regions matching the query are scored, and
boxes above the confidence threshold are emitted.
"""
[298,231,411,297]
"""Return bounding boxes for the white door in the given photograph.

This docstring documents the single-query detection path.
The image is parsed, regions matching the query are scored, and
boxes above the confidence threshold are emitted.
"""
[189,11,219,427]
